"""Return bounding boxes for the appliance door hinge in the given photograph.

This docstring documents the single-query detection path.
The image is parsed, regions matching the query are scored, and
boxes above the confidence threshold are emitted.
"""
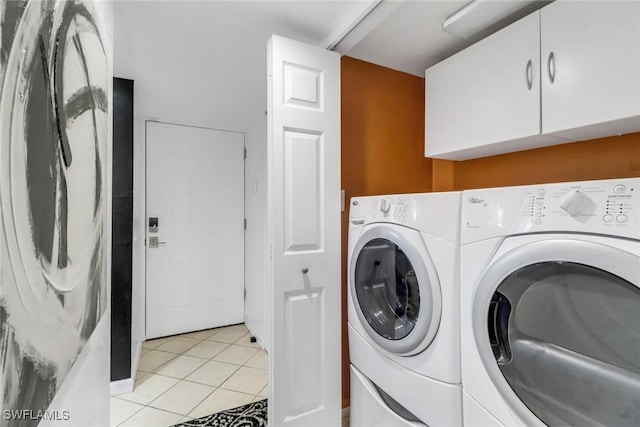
[244,289,247,300]
[244,148,247,159]
[244,218,247,230]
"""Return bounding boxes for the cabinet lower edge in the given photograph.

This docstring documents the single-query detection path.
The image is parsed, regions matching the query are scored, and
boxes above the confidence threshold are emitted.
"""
[426,133,570,161]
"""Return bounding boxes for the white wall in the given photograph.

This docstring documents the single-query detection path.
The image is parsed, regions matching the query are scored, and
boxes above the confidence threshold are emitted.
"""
[41,316,110,427]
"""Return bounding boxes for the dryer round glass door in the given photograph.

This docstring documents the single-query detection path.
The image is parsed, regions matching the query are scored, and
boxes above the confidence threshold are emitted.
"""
[351,225,442,356]
[473,239,640,427]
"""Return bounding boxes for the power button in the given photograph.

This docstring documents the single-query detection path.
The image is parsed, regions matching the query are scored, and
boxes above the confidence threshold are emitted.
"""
[613,184,626,194]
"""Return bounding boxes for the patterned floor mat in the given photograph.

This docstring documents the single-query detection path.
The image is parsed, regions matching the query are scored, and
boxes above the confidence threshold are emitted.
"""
[173,399,267,427]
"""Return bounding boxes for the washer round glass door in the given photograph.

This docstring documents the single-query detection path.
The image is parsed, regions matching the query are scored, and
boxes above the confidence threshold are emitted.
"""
[474,238,640,427]
[351,224,441,356]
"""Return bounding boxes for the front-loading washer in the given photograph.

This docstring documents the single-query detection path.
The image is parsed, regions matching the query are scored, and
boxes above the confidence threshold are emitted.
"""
[460,178,640,427]
[348,191,462,426]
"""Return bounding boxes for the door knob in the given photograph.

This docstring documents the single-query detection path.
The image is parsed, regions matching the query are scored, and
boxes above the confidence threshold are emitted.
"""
[149,237,167,248]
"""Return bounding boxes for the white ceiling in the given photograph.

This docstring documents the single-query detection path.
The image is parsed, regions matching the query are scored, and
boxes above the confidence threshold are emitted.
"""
[113,1,369,79]
[344,0,549,76]
[345,1,472,76]
[114,1,546,81]
[112,0,544,129]
[113,1,370,128]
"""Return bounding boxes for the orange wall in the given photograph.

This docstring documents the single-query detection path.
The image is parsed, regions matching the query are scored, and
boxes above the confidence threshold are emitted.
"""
[432,133,640,191]
[340,57,432,406]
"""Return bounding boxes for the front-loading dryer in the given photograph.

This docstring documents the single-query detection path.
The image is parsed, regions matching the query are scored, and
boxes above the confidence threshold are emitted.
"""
[348,192,462,426]
[460,178,640,427]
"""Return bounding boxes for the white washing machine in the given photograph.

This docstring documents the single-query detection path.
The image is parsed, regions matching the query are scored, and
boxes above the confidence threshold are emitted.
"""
[460,178,640,427]
[348,192,462,426]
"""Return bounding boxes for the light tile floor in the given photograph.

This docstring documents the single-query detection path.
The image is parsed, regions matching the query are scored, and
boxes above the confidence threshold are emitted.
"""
[110,324,268,427]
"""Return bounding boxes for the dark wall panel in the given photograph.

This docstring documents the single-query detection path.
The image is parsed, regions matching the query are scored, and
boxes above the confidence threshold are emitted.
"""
[111,78,134,381]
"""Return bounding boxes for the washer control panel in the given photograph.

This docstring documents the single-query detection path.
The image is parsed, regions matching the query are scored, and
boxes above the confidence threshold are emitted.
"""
[352,192,462,243]
[349,195,415,226]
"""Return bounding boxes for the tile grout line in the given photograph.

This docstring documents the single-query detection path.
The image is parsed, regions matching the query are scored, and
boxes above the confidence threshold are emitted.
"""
[129,356,219,423]
[148,347,263,379]
[144,336,218,414]
[126,365,266,399]
[116,401,187,427]
[144,339,236,373]
[116,325,266,426]
[112,398,144,427]
[134,361,265,388]
[148,378,219,420]
[186,389,259,420]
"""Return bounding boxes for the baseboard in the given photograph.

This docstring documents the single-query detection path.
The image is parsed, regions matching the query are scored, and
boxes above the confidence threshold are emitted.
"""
[131,340,143,379]
[342,406,350,427]
[110,340,143,397]
[245,323,267,352]
[110,378,134,396]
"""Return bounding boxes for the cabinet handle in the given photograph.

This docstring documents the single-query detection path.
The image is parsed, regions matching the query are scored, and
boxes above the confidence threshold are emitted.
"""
[547,51,556,84]
[525,59,533,90]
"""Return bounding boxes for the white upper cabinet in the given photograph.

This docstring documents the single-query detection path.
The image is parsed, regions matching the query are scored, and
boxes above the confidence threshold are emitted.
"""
[541,0,640,140]
[426,12,544,160]
[426,1,640,161]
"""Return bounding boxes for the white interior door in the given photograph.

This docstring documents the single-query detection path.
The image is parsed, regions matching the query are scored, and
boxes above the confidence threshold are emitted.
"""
[267,35,341,426]
[146,121,245,339]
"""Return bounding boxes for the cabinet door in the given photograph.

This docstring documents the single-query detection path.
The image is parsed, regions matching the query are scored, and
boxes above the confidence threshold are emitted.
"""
[541,1,640,139]
[426,12,541,160]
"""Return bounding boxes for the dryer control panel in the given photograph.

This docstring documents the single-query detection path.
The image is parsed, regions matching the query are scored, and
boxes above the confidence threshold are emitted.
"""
[462,178,640,243]
[517,180,638,230]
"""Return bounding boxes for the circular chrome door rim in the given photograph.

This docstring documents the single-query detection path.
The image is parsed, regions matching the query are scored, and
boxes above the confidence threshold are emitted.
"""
[472,238,640,426]
[350,223,442,356]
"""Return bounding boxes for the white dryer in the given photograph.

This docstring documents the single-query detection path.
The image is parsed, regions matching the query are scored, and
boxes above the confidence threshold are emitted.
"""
[348,192,462,426]
[460,178,640,427]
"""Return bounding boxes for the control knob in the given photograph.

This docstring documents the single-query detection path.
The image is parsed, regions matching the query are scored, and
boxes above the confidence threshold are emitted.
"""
[380,199,391,214]
[559,190,595,216]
